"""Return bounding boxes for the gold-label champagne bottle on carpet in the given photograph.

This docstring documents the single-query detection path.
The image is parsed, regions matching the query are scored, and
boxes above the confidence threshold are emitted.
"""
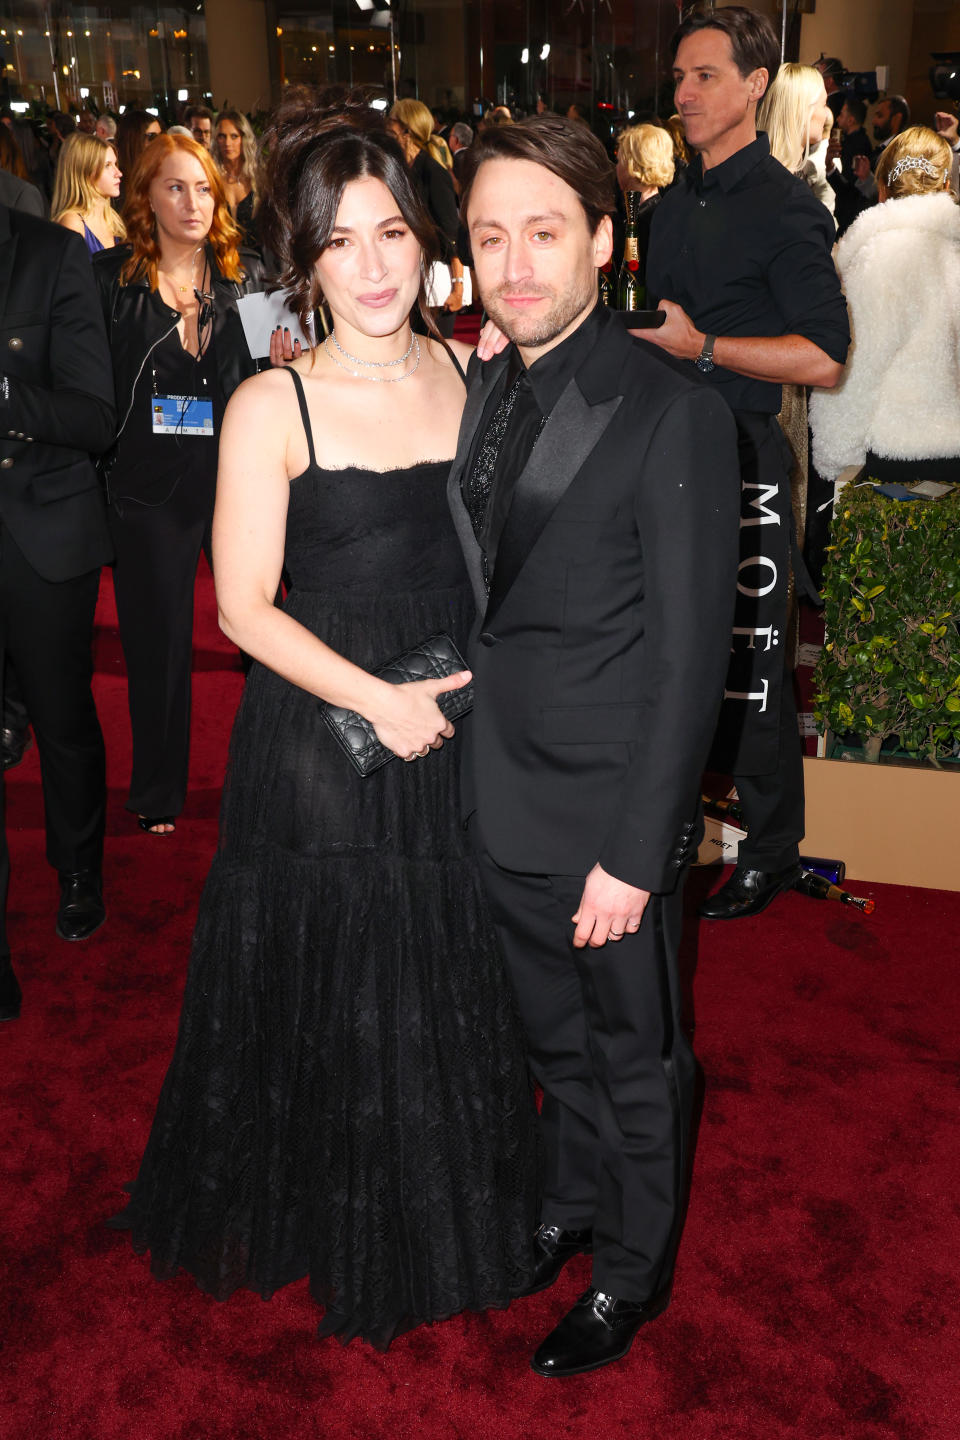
[795,870,875,914]
[619,191,644,311]
[598,260,615,307]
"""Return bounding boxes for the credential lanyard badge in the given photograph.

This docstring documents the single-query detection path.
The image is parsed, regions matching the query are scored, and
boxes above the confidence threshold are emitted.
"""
[151,394,214,437]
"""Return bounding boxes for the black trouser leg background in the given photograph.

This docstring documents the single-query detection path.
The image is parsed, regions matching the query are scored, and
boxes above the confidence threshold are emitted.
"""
[735,670,805,871]
[2,660,29,739]
[0,527,105,876]
[108,494,209,819]
[0,585,8,956]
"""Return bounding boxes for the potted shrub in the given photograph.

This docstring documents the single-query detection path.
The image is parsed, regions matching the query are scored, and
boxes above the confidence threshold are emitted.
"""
[813,487,960,767]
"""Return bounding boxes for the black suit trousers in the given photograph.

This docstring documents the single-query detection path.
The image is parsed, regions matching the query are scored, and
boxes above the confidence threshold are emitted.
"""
[732,412,805,870]
[475,823,697,1301]
[108,476,213,818]
[0,524,105,915]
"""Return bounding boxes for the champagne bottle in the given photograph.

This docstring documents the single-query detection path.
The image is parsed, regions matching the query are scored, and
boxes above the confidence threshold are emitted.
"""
[702,794,746,827]
[798,854,846,885]
[794,870,875,914]
[598,261,615,307]
[619,191,644,311]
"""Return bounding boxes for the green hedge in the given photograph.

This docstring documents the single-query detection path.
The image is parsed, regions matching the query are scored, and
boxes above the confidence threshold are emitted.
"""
[813,487,960,766]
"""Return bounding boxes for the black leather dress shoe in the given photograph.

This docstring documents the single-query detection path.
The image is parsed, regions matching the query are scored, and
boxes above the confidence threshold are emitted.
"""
[1,725,31,770]
[56,870,106,942]
[518,1223,593,1297]
[698,862,803,921]
[531,1285,670,1377]
[0,952,21,1021]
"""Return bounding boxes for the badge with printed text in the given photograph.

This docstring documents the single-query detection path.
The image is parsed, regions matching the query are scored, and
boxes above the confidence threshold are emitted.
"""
[151,394,214,437]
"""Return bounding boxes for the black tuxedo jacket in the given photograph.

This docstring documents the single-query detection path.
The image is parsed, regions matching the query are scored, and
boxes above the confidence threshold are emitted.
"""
[0,204,115,582]
[448,312,741,894]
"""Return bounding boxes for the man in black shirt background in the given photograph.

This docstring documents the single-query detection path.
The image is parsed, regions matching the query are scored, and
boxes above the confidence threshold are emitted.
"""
[642,6,850,922]
[826,96,873,235]
[814,55,849,122]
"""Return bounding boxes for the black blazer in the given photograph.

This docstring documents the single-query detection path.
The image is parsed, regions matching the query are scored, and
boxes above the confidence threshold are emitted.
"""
[0,168,45,219]
[0,203,115,583]
[92,243,265,451]
[447,311,741,893]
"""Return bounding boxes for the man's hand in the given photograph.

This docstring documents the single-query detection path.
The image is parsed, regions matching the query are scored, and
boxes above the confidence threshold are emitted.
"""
[572,863,650,949]
[852,154,872,181]
[630,299,704,362]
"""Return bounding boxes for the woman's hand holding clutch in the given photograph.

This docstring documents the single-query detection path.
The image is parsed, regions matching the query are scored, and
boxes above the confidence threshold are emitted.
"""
[368,671,472,761]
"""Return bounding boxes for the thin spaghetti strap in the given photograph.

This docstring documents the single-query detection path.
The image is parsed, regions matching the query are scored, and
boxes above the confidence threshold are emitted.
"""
[286,368,318,469]
[448,347,468,387]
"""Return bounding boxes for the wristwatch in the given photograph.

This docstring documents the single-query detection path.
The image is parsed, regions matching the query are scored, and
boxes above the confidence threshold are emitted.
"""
[695,334,717,374]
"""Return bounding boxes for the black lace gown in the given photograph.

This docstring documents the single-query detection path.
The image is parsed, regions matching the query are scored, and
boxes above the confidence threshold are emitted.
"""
[110,387,542,1348]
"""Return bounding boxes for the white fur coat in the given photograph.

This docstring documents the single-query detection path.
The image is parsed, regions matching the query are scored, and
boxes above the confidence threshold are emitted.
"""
[809,192,960,479]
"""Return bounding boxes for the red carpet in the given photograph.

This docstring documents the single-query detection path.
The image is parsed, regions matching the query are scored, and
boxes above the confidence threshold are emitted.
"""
[2,563,958,1440]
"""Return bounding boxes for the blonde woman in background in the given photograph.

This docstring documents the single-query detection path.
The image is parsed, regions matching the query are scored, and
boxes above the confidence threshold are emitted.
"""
[389,98,465,337]
[810,127,960,484]
[616,123,674,288]
[758,62,835,222]
[51,133,125,255]
[215,108,261,246]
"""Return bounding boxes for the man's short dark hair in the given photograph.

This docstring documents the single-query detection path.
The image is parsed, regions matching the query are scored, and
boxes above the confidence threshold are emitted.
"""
[817,56,845,82]
[671,5,781,89]
[842,95,866,128]
[887,94,911,129]
[460,114,616,235]
[185,105,214,125]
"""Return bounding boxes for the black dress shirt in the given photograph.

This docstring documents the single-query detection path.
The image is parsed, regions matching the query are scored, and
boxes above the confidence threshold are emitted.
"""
[464,301,608,581]
[647,132,850,415]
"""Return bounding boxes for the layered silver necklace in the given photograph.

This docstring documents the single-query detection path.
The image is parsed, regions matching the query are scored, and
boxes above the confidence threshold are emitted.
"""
[324,330,421,383]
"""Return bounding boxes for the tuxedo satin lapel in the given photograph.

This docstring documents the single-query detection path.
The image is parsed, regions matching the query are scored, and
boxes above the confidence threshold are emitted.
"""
[484,380,623,626]
[0,220,20,321]
[446,351,510,615]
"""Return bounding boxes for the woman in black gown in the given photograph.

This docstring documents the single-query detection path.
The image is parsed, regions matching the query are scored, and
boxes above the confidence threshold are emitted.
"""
[110,101,541,1348]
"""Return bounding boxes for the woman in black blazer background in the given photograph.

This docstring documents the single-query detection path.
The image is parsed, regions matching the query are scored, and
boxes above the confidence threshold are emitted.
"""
[94,133,264,835]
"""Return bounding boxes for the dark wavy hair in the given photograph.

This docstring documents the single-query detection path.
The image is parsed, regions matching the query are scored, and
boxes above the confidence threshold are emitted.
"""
[115,108,160,186]
[459,114,616,235]
[260,87,443,340]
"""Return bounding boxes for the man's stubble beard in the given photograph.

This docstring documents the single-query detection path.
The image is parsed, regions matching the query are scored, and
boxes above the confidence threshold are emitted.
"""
[482,271,597,350]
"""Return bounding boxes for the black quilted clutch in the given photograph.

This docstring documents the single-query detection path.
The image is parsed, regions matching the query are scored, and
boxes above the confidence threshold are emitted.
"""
[320,632,474,776]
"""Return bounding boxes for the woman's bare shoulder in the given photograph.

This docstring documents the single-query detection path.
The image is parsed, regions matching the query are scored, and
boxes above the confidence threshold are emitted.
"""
[447,338,475,369]
[57,211,86,235]
[425,336,475,375]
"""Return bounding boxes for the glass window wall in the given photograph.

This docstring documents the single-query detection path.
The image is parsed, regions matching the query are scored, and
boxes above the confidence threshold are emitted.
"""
[0,3,211,116]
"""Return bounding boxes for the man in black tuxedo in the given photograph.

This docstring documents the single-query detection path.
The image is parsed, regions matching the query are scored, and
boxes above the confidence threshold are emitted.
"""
[449,117,741,1375]
[0,202,116,1020]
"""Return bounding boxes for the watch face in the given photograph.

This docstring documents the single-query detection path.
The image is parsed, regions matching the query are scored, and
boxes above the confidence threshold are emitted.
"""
[696,355,715,373]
